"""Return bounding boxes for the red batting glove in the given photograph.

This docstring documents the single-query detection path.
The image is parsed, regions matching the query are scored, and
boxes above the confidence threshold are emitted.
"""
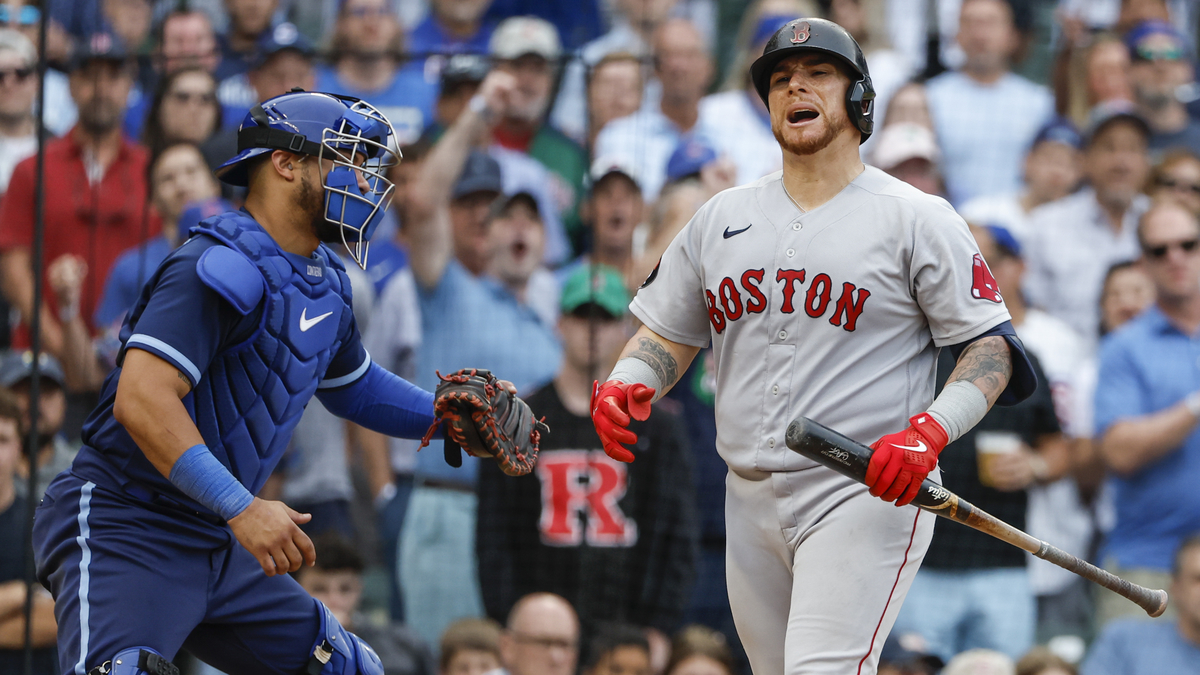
[865,413,949,506]
[591,380,656,462]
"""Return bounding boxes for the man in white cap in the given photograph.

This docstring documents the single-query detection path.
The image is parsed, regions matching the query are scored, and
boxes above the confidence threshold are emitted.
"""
[555,156,645,287]
[870,123,946,198]
[488,16,588,253]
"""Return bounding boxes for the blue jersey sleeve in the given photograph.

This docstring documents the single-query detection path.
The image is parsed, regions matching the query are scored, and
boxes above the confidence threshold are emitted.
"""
[317,361,435,438]
[318,311,371,389]
[122,238,259,386]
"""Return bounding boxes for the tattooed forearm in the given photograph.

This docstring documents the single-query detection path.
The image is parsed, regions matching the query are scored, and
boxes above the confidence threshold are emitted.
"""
[948,336,1012,407]
[177,370,191,390]
[629,336,680,388]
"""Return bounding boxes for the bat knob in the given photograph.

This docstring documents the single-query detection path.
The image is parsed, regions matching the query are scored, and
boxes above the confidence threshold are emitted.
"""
[1148,589,1169,618]
[785,417,813,449]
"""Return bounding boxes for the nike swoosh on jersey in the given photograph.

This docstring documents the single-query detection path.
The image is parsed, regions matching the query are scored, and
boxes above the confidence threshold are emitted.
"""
[299,307,334,332]
[893,441,928,453]
[723,224,752,239]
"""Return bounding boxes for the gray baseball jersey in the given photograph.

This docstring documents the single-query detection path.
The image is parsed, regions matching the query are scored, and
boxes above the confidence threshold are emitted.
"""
[632,166,1010,474]
[631,166,1012,673]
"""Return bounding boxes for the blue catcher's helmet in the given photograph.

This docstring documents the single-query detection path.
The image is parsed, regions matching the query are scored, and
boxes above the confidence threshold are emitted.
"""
[215,89,400,269]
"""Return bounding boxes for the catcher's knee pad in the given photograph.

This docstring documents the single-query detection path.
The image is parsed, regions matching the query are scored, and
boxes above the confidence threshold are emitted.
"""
[88,647,179,675]
[307,600,384,675]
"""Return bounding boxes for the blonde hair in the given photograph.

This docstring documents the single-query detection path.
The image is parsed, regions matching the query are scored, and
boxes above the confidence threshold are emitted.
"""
[665,625,735,675]
[439,617,502,672]
[943,649,1016,675]
[1063,33,1129,129]
[1015,647,1077,675]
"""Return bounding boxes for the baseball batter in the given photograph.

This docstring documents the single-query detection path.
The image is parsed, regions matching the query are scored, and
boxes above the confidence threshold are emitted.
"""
[590,18,1037,675]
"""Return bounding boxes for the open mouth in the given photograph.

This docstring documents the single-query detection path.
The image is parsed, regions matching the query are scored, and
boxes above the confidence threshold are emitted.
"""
[511,241,528,258]
[787,109,819,124]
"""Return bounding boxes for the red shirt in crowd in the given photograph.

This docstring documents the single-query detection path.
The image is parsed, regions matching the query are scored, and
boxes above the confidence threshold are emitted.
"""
[0,129,161,343]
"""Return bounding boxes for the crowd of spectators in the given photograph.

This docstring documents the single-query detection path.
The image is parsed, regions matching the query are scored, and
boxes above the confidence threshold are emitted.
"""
[2,0,1200,674]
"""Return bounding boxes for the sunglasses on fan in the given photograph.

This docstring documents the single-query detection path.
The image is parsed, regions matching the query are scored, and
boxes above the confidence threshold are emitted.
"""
[1157,177,1200,196]
[0,67,33,85]
[1144,238,1200,259]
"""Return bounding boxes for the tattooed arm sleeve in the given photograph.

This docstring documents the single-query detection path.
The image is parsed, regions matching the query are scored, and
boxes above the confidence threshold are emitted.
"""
[611,325,702,397]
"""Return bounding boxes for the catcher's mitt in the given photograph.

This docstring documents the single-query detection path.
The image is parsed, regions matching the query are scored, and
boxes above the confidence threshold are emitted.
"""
[420,368,549,476]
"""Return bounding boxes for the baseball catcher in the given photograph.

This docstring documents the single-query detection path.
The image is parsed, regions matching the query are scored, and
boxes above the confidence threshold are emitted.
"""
[32,90,540,675]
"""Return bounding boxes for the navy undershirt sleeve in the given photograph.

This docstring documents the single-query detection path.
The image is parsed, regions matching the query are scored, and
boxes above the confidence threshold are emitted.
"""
[317,361,436,439]
[946,320,1037,406]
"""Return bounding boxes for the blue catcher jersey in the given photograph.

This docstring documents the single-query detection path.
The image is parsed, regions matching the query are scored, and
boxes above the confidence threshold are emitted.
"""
[73,210,370,514]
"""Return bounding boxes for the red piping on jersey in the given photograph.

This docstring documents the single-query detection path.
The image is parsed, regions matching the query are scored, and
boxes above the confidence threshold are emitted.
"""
[856,509,922,675]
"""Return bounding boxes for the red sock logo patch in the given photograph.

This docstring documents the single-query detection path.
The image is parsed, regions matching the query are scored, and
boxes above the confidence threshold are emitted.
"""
[971,254,1003,303]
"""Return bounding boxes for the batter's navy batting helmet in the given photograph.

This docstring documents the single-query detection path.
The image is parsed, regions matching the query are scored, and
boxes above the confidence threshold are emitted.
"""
[749,18,876,143]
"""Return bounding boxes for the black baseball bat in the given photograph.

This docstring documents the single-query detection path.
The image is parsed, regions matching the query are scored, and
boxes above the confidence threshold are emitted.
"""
[785,416,1169,618]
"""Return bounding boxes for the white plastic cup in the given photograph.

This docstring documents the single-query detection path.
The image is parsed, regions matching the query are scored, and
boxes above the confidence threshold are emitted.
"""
[976,431,1022,487]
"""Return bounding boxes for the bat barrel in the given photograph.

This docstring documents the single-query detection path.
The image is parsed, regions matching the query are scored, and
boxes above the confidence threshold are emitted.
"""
[785,416,1171,618]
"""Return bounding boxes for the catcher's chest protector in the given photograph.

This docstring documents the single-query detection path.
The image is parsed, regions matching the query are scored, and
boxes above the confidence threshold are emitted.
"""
[181,213,353,494]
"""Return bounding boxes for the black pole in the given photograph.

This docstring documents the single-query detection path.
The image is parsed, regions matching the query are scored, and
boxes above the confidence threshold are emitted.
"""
[23,2,51,672]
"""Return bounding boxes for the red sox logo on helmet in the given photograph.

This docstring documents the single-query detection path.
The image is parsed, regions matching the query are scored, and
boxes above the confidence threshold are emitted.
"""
[790,21,811,44]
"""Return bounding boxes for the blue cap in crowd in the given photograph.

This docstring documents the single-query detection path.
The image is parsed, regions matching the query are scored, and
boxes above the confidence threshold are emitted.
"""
[253,22,313,69]
[70,31,130,71]
[753,14,796,46]
[986,225,1022,259]
[1030,117,1082,152]
[1124,20,1189,62]
[0,350,65,389]
[666,138,718,184]
[1085,101,1150,146]
[453,151,503,199]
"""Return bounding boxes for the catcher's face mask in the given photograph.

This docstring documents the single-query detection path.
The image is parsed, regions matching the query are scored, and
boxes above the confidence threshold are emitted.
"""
[217,91,401,271]
[318,100,400,271]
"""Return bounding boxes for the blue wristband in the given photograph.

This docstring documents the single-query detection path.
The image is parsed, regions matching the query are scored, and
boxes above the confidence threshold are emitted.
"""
[168,444,255,521]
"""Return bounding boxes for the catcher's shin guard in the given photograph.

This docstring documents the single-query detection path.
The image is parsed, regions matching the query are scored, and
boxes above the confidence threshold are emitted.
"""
[88,647,179,675]
[306,600,384,675]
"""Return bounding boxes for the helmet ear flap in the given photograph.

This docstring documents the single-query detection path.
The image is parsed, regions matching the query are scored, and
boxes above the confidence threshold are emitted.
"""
[846,78,876,142]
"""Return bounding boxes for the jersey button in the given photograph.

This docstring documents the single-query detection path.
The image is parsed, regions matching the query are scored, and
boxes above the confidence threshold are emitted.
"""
[778,330,787,340]
[786,248,795,257]
[768,437,776,448]
[772,385,779,395]
[792,223,801,230]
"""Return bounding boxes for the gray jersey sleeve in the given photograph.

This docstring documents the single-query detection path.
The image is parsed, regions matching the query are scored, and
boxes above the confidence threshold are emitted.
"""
[630,207,713,347]
[364,267,422,379]
[910,199,1011,346]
